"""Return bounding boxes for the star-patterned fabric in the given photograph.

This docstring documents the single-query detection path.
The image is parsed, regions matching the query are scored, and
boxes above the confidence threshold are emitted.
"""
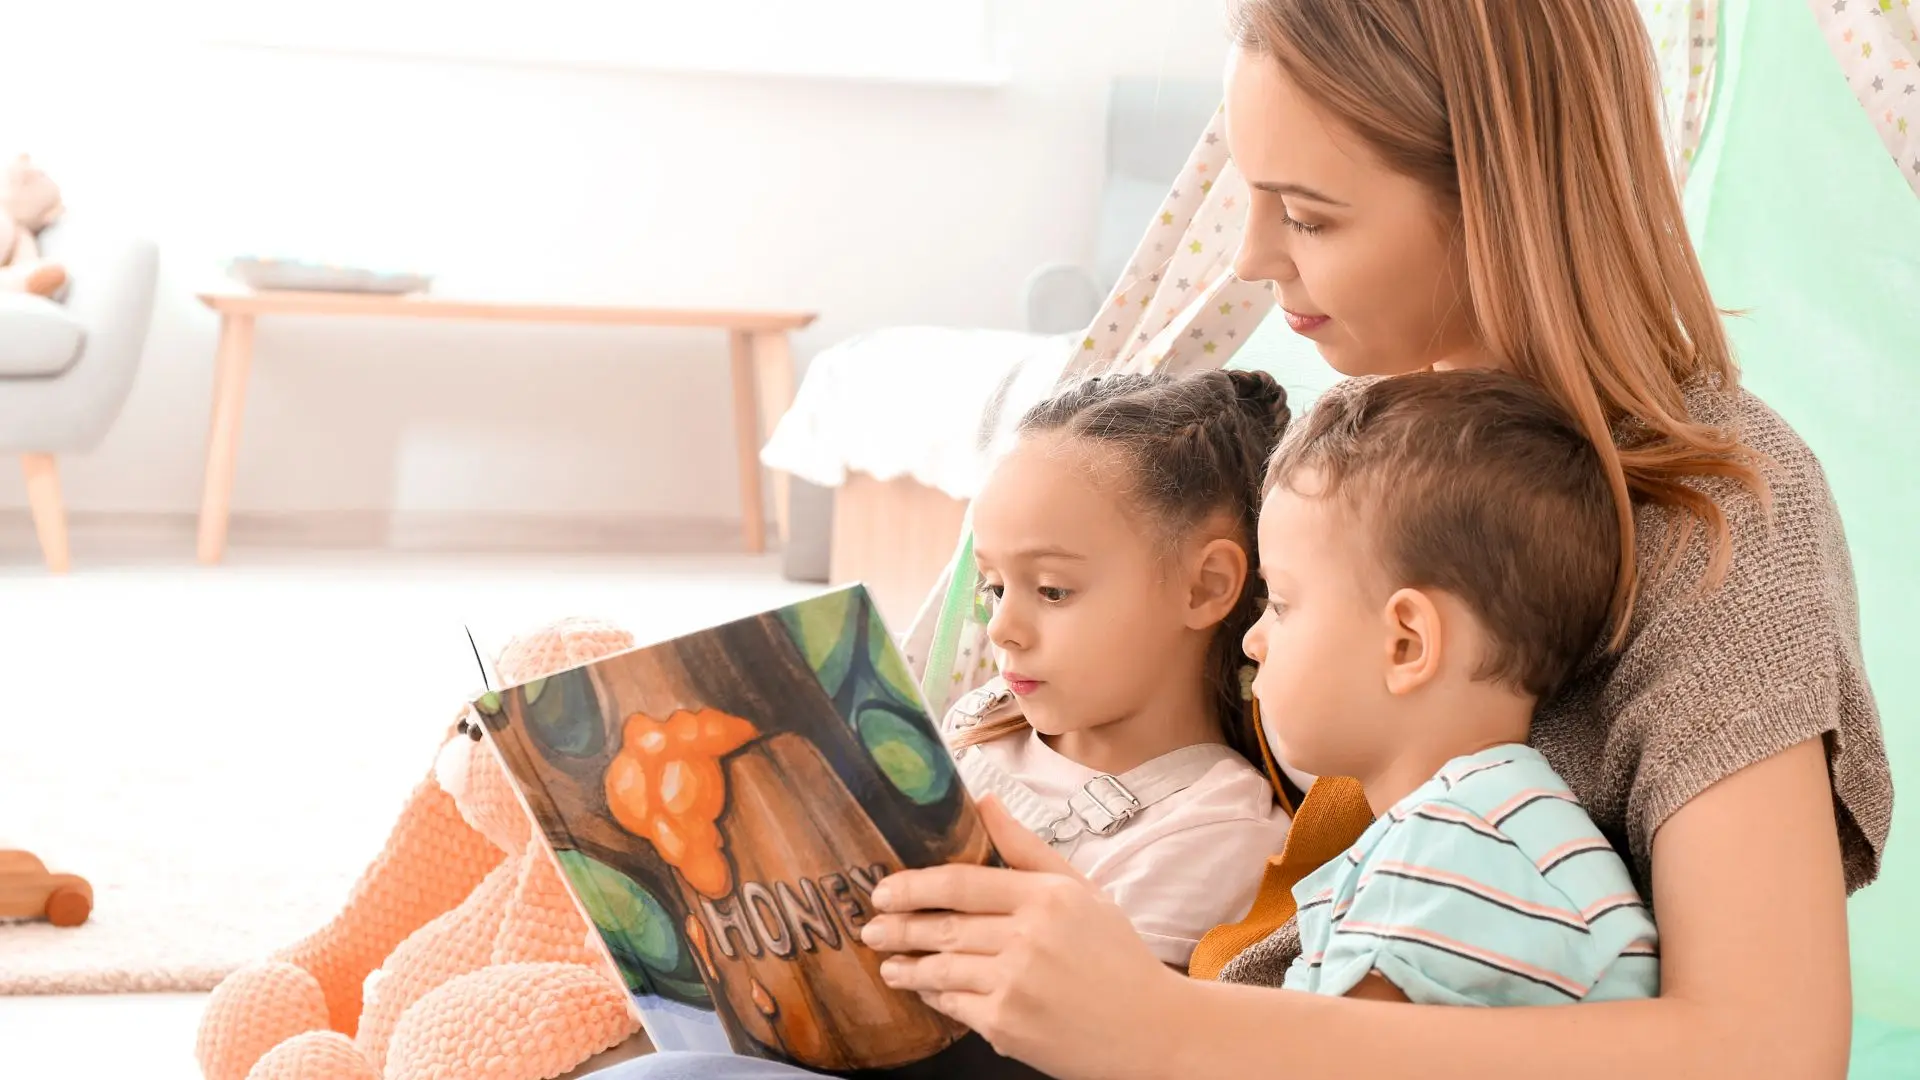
[1637,0,1722,185]
[1809,0,1920,196]
[1061,105,1275,378]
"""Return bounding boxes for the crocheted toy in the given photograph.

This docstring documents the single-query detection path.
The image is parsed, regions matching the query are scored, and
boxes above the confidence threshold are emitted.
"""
[0,154,67,298]
[195,617,649,1080]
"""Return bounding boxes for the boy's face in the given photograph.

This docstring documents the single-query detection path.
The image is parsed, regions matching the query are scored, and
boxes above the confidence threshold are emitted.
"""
[972,435,1196,738]
[1242,473,1396,780]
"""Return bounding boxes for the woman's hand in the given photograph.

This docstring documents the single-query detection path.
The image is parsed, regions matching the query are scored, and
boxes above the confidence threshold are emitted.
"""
[860,797,1189,1080]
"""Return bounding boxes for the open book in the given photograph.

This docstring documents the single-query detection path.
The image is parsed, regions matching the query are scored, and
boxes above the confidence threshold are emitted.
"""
[472,584,1047,1078]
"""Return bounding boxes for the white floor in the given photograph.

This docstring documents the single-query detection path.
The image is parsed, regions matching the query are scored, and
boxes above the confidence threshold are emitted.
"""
[0,546,820,1080]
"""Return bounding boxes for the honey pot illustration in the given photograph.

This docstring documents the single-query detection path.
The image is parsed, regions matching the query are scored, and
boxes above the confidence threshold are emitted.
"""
[603,705,990,1071]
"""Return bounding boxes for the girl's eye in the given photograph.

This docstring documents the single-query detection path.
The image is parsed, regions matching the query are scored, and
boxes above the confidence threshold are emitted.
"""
[1038,586,1071,604]
[1263,598,1288,619]
[975,579,1004,603]
[1280,210,1322,236]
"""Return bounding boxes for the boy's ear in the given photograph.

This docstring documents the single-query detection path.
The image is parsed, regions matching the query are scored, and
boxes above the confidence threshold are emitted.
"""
[1185,537,1249,630]
[1382,587,1444,695]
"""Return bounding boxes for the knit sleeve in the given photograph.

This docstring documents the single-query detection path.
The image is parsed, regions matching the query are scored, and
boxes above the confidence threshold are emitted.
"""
[1578,399,1892,894]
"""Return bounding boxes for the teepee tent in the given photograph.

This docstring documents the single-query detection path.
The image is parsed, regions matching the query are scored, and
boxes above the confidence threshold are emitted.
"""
[898,0,1919,1058]
[1681,0,1920,1061]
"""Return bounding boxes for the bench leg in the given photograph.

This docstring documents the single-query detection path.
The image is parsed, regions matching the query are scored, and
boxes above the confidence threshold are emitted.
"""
[728,329,767,554]
[749,331,797,546]
[196,314,257,565]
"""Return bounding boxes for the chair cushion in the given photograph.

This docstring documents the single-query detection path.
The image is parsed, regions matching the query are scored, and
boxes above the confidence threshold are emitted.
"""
[0,293,85,377]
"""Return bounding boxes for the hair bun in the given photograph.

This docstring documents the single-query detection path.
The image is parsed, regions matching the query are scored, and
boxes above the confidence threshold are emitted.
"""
[1225,369,1290,442]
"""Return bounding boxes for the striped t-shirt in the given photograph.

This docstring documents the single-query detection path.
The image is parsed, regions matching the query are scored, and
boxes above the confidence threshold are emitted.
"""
[1282,744,1659,1005]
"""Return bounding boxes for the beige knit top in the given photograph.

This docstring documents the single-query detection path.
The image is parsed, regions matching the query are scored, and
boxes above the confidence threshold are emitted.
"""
[1219,380,1894,987]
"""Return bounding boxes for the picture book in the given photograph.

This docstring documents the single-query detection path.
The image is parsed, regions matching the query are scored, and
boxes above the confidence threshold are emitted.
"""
[471,583,1048,1078]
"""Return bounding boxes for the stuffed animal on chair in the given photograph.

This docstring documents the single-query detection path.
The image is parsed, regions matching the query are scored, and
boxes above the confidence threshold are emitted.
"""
[195,617,649,1080]
[0,154,67,298]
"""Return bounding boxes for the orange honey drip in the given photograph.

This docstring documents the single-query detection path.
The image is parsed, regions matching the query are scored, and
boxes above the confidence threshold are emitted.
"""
[605,708,758,898]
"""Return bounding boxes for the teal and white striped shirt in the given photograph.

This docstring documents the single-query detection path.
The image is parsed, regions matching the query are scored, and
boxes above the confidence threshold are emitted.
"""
[1283,745,1659,1005]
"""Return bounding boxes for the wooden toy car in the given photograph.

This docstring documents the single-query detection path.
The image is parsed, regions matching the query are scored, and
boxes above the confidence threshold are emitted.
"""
[0,849,92,926]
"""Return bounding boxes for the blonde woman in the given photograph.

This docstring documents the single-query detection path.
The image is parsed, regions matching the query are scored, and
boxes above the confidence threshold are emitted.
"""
[606,2,1891,1077]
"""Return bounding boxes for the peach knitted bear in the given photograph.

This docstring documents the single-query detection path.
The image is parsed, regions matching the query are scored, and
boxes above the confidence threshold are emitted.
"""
[195,618,650,1080]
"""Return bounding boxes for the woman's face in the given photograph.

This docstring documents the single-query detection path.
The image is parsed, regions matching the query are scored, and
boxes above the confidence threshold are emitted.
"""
[1225,49,1485,375]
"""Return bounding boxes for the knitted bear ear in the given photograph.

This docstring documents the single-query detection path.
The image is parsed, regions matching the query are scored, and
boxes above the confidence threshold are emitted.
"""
[495,617,636,685]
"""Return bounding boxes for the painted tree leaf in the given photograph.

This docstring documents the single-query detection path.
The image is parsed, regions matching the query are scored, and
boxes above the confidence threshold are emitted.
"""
[522,668,605,758]
[778,588,858,694]
[857,708,953,805]
[866,605,922,709]
[554,849,682,973]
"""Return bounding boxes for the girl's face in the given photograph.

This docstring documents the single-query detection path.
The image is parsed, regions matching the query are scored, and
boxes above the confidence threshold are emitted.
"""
[1225,48,1485,375]
[971,435,1214,740]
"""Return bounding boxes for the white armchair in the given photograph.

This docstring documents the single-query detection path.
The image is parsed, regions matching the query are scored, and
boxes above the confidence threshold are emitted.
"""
[0,215,159,571]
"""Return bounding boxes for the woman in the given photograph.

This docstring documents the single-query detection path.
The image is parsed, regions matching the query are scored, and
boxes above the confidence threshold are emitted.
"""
[604,1,1892,1077]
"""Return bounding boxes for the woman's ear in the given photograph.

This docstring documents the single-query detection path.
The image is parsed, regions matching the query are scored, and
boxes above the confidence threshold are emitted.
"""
[1381,587,1443,695]
[1185,537,1249,630]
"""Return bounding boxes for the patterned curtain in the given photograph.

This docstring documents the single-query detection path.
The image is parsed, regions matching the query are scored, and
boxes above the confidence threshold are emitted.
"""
[902,1,1738,709]
[1807,0,1920,197]
[1637,0,1722,185]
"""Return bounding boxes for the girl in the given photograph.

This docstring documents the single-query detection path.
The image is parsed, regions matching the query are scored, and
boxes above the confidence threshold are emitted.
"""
[942,368,1297,971]
[605,1,1891,1077]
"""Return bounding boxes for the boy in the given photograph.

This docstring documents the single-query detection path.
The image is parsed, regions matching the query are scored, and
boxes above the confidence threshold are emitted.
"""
[1243,370,1659,1005]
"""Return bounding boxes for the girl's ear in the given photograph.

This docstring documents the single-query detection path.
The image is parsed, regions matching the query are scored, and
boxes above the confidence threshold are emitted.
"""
[1381,587,1444,695]
[1185,537,1248,631]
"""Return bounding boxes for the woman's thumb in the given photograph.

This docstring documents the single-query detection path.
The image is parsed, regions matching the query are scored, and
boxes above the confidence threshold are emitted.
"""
[976,795,1087,882]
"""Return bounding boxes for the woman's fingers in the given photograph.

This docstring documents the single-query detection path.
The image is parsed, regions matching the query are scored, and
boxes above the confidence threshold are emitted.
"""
[860,911,1015,954]
[871,797,1092,916]
[872,861,1051,915]
[878,950,1000,994]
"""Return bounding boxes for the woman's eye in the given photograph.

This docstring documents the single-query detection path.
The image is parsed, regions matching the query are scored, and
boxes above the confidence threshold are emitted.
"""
[1038,586,1071,604]
[1263,598,1288,619]
[1280,210,1322,236]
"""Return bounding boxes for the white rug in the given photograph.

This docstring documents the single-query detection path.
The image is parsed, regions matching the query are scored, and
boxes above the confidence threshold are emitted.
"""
[0,550,813,994]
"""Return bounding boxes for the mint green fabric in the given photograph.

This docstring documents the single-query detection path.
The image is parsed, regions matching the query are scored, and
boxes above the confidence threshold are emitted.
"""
[1686,0,1920,1030]
[1852,1014,1920,1080]
[918,526,977,710]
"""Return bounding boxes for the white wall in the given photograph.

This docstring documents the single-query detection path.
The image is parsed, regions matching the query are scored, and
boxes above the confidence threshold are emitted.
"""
[0,1,1232,522]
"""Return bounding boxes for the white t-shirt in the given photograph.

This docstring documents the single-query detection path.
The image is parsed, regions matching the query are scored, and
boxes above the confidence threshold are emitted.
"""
[953,729,1293,967]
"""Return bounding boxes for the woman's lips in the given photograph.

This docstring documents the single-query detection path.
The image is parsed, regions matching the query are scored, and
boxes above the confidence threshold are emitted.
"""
[1004,676,1043,696]
[1284,309,1331,335]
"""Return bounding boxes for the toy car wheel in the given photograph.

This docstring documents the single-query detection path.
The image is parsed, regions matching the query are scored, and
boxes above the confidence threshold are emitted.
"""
[45,882,92,927]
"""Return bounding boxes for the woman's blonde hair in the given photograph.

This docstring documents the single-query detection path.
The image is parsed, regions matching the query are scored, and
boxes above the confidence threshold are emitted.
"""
[1229,0,1766,642]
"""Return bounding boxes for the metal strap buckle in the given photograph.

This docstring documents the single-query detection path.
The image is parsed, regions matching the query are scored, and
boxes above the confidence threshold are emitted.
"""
[1077,774,1142,836]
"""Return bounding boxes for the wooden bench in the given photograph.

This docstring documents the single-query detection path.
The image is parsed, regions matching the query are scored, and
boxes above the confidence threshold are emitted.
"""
[193,290,817,563]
